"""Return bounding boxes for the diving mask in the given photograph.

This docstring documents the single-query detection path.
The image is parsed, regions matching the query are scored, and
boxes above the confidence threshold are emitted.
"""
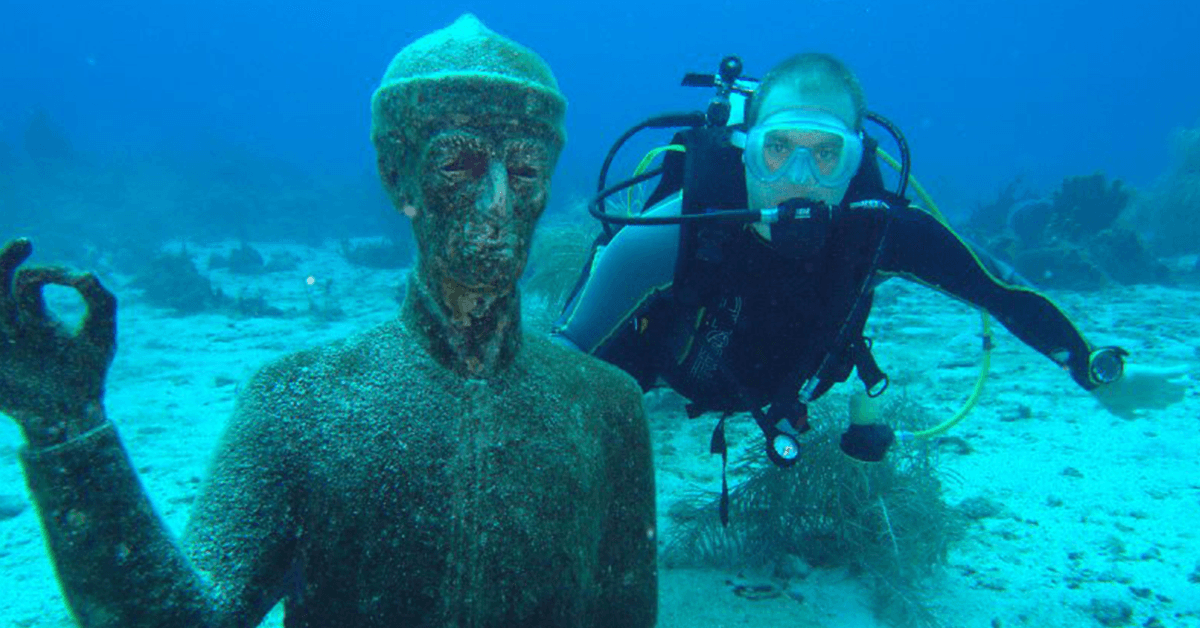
[738,109,864,189]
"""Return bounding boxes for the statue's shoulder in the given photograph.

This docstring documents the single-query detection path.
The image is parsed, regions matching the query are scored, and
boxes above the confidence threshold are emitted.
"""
[239,320,419,409]
[521,333,644,416]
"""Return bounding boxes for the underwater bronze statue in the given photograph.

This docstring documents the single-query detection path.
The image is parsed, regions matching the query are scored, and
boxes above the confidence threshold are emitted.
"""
[0,14,656,627]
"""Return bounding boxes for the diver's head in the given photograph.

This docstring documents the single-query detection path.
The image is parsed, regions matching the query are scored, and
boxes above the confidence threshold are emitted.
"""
[370,14,566,297]
[744,53,866,226]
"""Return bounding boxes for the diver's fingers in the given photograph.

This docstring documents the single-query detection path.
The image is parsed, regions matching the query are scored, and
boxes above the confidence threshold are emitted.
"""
[0,239,34,323]
[71,272,117,350]
[1124,363,1192,379]
[13,266,73,322]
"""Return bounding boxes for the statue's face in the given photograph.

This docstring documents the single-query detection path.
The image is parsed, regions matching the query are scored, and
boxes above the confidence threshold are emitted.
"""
[406,111,559,294]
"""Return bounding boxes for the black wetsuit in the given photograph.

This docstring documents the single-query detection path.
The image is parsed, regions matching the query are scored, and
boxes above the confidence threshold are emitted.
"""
[553,193,1100,415]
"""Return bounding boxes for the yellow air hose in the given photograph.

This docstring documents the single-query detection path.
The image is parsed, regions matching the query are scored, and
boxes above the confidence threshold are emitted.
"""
[875,148,993,441]
[627,145,686,213]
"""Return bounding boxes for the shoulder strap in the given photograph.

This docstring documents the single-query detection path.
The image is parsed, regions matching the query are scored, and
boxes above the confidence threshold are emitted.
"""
[843,136,886,203]
[672,126,748,307]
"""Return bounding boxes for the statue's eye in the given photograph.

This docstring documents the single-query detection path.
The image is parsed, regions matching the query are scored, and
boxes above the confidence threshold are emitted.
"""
[508,163,540,181]
[441,150,486,178]
[505,139,548,184]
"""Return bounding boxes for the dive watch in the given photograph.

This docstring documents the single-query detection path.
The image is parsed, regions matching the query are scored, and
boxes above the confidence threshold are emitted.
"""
[1088,347,1127,386]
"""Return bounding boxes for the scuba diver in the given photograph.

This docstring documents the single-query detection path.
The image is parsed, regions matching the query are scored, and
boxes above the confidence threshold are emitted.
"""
[551,53,1185,519]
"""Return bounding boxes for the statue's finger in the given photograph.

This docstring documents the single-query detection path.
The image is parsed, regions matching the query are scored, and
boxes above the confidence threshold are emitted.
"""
[14,266,73,322]
[0,239,33,322]
[71,272,117,351]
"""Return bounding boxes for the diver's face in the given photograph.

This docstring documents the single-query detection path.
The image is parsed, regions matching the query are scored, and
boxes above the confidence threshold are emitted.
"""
[745,84,857,212]
[409,115,557,293]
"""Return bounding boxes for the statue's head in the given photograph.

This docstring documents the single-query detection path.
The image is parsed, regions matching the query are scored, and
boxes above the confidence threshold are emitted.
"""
[371,14,566,300]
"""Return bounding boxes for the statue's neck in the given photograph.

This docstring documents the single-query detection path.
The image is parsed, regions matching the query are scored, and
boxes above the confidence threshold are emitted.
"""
[401,266,521,378]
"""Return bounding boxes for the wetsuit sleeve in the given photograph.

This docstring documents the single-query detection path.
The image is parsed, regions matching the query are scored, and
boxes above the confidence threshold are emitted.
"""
[551,197,682,388]
[878,206,1099,389]
[18,385,300,627]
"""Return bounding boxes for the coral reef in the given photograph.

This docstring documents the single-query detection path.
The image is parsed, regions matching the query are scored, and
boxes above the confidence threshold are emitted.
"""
[339,237,411,269]
[1007,198,1054,246]
[966,176,1033,236]
[207,243,301,275]
[130,248,226,314]
[966,173,1168,290]
[6,106,398,268]
[1048,173,1129,241]
[1129,124,1200,255]
[210,242,266,274]
[232,289,288,318]
[663,396,961,627]
[1010,246,1107,290]
[129,246,292,318]
[1088,228,1170,285]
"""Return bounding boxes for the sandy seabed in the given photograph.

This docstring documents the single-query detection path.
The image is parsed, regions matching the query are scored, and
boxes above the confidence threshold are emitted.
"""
[1,238,1197,628]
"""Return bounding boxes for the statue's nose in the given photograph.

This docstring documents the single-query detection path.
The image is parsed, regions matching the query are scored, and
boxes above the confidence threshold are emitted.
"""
[477,158,512,219]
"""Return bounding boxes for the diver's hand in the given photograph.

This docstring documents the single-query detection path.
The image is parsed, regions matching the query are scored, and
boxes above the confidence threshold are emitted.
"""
[0,238,117,446]
[1090,362,1190,420]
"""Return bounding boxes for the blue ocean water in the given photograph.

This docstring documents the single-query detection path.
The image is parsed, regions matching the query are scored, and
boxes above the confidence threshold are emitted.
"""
[2,2,1200,626]
[3,0,1196,233]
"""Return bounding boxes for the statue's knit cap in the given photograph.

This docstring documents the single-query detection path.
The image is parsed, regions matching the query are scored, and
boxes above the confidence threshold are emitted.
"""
[370,14,566,145]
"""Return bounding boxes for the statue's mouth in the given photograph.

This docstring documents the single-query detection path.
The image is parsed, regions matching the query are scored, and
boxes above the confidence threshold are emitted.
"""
[434,252,518,293]
[464,227,518,258]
